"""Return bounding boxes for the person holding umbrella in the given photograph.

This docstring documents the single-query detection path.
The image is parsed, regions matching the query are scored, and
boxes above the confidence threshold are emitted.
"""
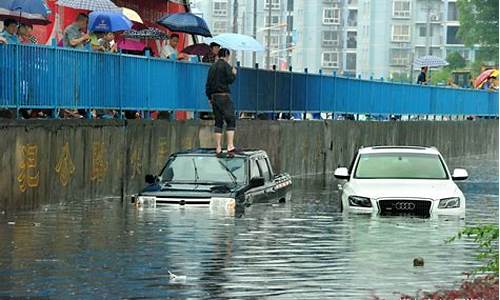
[202,42,221,64]
[205,48,238,157]
[417,66,430,85]
[1,19,19,44]
[160,33,179,59]
[63,13,90,48]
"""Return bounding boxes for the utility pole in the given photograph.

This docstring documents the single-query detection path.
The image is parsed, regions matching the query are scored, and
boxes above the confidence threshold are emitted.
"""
[425,0,432,55]
[233,0,238,33]
[252,0,257,66]
[266,0,272,69]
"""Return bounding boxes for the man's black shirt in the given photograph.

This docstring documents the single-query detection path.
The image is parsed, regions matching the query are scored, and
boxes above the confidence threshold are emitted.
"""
[205,59,236,98]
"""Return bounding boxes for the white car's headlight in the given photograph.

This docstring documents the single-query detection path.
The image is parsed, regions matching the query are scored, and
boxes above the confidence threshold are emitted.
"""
[438,197,460,209]
[348,196,372,207]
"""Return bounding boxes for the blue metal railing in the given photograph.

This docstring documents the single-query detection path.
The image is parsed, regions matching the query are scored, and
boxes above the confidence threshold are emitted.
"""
[0,43,498,116]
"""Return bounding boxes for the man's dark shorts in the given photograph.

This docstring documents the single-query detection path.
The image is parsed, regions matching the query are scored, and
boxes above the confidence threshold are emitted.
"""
[211,93,236,133]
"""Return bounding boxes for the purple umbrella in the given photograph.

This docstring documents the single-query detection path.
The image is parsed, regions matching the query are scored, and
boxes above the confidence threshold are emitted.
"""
[181,43,210,56]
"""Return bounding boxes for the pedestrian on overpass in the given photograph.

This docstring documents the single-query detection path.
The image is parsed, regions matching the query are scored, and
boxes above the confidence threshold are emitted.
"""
[417,66,429,85]
[205,48,238,157]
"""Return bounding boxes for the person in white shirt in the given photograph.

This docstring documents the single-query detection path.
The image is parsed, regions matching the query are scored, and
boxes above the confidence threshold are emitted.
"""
[160,33,179,59]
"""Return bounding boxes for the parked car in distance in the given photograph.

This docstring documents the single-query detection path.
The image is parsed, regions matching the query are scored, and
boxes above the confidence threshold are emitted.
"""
[335,146,468,218]
[132,149,292,214]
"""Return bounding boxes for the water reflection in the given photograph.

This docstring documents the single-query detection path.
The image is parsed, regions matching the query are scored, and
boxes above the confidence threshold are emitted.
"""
[0,156,497,299]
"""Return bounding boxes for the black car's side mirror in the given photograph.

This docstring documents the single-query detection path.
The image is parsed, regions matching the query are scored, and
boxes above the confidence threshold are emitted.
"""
[145,174,157,184]
[249,177,265,188]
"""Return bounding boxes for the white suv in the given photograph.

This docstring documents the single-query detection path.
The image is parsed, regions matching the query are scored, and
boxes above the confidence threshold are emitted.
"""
[335,146,468,217]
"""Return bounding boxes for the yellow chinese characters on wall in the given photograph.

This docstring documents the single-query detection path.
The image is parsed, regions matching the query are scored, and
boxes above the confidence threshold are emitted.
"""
[17,144,40,192]
[55,142,76,186]
[90,142,107,182]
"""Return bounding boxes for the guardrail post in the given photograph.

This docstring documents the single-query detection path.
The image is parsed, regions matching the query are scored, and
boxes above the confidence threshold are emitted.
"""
[333,71,337,120]
[145,50,151,120]
[319,69,323,118]
[255,63,259,116]
[236,61,241,118]
[289,66,293,117]
[304,68,308,120]
[118,51,123,119]
[51,38,59,119]
[272,64,277,119]
[15,44,20,119]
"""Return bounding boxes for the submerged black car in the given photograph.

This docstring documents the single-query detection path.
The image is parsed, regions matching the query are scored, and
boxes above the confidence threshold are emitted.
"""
[132,149,292,213]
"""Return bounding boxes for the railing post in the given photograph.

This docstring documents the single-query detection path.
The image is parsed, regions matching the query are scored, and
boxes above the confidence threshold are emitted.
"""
[236,61,241,118]
[304,68,308,119]
[319,69,323,118]
[15,44,20,119]
[146,51,151,120]
[255,63,259,116]
[333,71,337,120]
[118,51,123,119]
[272,64,277,119]
[289,66,293,117]
[51,38,59,119]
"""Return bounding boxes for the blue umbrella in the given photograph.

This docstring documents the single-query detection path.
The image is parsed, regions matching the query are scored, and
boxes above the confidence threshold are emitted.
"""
[0,0,50,25]
[157,13,212,37]
[88,11,132,33]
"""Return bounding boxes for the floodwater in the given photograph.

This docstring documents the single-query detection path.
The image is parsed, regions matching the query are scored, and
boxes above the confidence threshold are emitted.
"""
[0,155,497,299]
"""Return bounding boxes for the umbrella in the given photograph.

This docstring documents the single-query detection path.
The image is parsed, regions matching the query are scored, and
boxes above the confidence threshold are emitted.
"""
[88,11,132,32]
[122,27,169,40]
[182,43,210,55]
[474,69,499,88]
[56,0,119,12]
[207,33,264,52]
[0,0,51,25]
[413,55,449,68]
[157,13,212,37]
[118,39,145,52]
[121,7,143,24]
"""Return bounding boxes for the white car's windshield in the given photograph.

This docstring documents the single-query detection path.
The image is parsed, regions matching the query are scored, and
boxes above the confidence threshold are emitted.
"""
[354,153,448,179]
[161,156,246,184]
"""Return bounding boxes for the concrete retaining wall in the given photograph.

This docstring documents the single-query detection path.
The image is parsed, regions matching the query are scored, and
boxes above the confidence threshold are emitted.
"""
[0,119,497,211]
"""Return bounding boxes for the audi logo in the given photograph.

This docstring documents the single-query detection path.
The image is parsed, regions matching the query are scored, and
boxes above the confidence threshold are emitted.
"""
[392,202,416,210]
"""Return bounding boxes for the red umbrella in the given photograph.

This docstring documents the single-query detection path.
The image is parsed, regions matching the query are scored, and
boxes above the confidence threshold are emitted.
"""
[474,69,498,88]
[181,43,210,56]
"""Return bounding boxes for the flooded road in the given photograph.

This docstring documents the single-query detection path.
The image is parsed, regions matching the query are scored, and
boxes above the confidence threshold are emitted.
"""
[0,155,497,299]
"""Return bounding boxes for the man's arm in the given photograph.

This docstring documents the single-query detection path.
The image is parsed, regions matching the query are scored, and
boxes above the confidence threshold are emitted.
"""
[225,63,236,84]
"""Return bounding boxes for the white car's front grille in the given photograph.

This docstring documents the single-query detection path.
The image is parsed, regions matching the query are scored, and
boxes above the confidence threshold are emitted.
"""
[378,198,432,217]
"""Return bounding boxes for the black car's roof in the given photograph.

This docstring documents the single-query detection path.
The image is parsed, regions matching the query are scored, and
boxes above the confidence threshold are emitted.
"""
[172,148,267,158]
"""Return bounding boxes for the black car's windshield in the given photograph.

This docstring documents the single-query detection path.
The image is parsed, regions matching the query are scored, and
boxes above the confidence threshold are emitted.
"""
[161,156,246,184]
[354,153,448,179]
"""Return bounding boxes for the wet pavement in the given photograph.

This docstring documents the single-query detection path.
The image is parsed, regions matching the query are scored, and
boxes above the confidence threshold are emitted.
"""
[0,155,497,299]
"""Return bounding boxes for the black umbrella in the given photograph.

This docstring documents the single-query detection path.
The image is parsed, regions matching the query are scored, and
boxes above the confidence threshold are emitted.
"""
[157,13,212,37]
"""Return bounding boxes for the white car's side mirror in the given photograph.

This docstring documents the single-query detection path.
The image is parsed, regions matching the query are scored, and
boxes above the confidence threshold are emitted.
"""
[452,168,468,181]
[334,167,350,180]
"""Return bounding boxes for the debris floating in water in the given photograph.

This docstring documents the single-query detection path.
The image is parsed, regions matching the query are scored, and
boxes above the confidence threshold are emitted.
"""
[7,222,15,225]
[413,257,424,267]
[168,270,187,282]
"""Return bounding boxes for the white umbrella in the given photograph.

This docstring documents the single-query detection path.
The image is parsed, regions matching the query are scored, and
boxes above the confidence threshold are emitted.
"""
[207,33,264,52]
[413,55,449,68]
[56,0,119,11]
[121,7,143,24]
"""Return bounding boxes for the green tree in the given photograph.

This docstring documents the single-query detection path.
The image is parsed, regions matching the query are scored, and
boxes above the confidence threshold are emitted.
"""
[457,0,499,63]
[446,52,467,70]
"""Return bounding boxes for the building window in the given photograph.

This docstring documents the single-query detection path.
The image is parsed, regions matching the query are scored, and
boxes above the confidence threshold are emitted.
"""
[266,35,280,48]
[265,0,280,10]
[347,31,357,49]
[418,26,434,37]
[213,1,227,17]
[346,53,356,71]
[393,0,410,18]
[446,26,463,44]
[322,52,339,68]
[447,2,458,21]
[212,21,227,34]
[348,0,358,6]
[392,24,410,42]
[390,49,410,66]
[322,31,339,47]
[266,15,280,26]
[347,10,358,27]
[323,8,340,25]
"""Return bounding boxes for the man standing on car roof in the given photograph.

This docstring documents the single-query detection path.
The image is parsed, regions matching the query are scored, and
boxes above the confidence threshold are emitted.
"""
[205,48,238,157]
